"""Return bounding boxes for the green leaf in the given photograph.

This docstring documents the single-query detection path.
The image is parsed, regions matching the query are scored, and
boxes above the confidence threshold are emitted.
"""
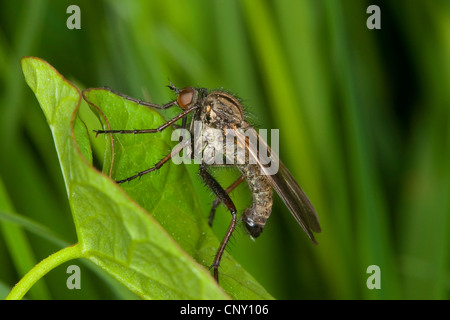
[82,89,273,300]
[20,57,225,299]
[20,57,272,299]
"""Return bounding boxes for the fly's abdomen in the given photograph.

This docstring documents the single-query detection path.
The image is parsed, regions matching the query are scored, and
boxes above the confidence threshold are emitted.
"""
[239,164,273,238]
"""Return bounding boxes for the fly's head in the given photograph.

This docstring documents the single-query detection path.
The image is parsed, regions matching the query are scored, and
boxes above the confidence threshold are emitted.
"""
[200,91,245,128]
[175,86,205,110]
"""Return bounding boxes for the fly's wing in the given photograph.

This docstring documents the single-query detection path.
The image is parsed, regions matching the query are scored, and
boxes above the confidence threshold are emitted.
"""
[233,125,321,244]
[268,159,322,243]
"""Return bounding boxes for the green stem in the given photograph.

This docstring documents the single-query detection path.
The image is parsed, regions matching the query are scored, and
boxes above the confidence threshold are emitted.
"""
[5,243,83,300]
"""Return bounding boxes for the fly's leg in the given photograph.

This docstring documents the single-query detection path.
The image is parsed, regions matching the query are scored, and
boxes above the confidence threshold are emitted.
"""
[87,84,193,183]
[116,152,172,184]
[93,105,196,136]
[199,164,237,283]
[101,82,181,109]
[113,138,188,184]
[102,87,178,110]
[209,175,245,227]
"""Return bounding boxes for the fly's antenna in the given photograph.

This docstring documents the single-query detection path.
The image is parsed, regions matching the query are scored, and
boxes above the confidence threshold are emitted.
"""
[167,80,181,94]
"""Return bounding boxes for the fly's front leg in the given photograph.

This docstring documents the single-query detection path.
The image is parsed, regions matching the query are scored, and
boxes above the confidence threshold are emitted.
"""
[92,105,195,183]
[101,87,178,110]
[199,164,237,283]
[93,105,197,136]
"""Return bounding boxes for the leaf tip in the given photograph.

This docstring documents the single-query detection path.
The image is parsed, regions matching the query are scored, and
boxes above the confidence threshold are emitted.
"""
[20,56,40,92]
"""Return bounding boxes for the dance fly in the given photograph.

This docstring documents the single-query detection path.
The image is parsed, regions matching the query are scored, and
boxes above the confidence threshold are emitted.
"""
[89,84,321,282]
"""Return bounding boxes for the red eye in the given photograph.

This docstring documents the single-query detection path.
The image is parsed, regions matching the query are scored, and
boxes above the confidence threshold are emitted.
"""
[177,87,195,109]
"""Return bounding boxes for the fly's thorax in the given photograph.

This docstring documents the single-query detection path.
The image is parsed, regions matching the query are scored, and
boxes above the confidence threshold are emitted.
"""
[191,91,246,165]
[200,91,245,127]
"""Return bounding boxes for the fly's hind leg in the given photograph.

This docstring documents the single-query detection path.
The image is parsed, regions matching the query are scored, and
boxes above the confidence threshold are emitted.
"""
[208,175,245,226]
[199,164,237,283]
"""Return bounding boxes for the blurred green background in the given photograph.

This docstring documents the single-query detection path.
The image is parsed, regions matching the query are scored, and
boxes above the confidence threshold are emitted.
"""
[0,0,449,300]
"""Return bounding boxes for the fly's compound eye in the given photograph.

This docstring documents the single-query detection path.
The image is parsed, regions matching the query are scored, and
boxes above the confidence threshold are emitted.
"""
[177,87,195,109]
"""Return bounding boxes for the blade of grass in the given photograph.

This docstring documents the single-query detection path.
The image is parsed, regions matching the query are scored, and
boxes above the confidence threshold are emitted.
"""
[273,0,356,298]
[324,0,400,299]
[0,210,68,248]
[1,0,47,144]
[390,1,450,299]
[0,280,12,300]
[240,0,343,297]
[211,0,267,123]
[0,177,51,299]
